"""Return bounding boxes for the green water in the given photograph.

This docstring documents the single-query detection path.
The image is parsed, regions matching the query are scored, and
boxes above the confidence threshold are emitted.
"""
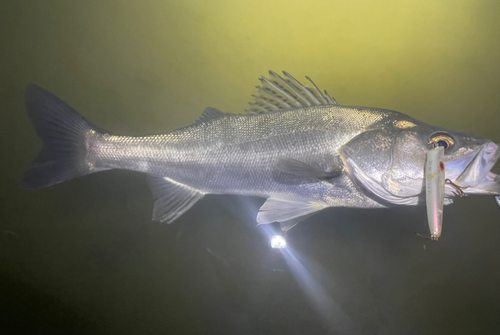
[1,1,500,334]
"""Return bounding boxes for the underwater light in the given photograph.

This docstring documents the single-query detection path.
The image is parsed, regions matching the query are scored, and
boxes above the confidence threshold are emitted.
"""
[270,235,287,249]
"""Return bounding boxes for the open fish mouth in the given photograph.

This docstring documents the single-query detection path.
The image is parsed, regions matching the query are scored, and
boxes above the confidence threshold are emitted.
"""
[446,142,500,196]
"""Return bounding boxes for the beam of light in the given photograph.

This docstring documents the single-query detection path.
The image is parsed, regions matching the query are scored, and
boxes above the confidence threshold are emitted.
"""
[217,196,355,333]
[279,246,355,333]
[270,235,286,248]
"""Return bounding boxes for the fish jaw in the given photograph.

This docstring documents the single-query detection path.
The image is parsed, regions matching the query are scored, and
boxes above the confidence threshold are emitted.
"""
[461,172,500,195]
[446,142,500,196]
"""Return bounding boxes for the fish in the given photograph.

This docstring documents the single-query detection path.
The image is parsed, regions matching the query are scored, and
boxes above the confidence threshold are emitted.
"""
[21,71,500,233]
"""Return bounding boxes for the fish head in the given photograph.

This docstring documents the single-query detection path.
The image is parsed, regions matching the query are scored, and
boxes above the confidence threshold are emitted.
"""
[341,118,500,205]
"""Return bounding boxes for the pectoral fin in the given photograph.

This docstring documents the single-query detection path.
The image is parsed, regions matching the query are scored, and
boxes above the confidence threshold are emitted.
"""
[256,197,327,229]
[147,175,205,223]
[275,156,341,180]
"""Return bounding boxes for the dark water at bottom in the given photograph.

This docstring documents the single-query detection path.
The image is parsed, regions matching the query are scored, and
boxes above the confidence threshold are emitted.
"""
[2,171,500,334]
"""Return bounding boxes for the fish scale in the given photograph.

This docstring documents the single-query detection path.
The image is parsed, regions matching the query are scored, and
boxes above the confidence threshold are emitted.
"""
[90,106,382,196]
[22,71,500,233]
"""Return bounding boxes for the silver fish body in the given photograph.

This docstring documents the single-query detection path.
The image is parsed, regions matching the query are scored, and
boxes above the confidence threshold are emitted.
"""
[22,71,500,231]
[88,105,394,203]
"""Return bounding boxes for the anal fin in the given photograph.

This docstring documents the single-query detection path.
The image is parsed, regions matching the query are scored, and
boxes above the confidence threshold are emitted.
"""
[147,175,205,223]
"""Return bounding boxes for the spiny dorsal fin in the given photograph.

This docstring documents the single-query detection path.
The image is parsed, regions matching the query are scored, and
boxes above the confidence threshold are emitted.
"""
[193,107,230,126]
[245,71,338,114]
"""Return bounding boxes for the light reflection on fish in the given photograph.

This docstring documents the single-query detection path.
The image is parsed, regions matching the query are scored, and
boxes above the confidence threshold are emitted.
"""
[21,71,500,234]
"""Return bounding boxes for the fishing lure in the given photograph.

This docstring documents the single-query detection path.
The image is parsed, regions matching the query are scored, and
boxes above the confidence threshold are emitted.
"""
[425,146,445,240]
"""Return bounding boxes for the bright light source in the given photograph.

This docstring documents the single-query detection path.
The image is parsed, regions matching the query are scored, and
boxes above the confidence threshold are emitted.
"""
[271,235,287,249]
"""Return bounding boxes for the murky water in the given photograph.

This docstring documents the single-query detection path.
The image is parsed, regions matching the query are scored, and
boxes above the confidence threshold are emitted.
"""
[1,1,500,334]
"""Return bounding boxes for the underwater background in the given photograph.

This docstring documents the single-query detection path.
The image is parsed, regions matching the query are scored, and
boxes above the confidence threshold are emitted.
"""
[1,1,500,334]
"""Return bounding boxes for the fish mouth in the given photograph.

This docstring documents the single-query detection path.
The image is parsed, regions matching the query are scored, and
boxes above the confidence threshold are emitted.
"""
[446,142,500,196]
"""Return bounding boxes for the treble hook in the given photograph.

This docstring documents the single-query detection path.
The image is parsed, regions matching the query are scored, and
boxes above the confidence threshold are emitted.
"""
[445,179,467,197]
[414,231,438,241]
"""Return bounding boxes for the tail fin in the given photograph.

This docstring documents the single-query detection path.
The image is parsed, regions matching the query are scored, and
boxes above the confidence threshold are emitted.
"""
[21,84,99,189]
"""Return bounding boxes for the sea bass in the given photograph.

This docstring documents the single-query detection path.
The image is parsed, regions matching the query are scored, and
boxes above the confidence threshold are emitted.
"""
[22,71,500,232]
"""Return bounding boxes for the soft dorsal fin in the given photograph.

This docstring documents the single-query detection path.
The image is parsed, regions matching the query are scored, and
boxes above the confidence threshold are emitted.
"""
[192,107,230,126]
[246,71,338,114]
[147,175,205,223]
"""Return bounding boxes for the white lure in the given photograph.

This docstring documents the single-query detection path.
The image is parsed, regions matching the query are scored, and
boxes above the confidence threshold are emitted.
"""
[425,146,446,240]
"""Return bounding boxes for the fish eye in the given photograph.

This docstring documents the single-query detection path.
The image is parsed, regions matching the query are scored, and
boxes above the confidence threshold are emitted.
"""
[429,133,454,150]
[437,140,448,149]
